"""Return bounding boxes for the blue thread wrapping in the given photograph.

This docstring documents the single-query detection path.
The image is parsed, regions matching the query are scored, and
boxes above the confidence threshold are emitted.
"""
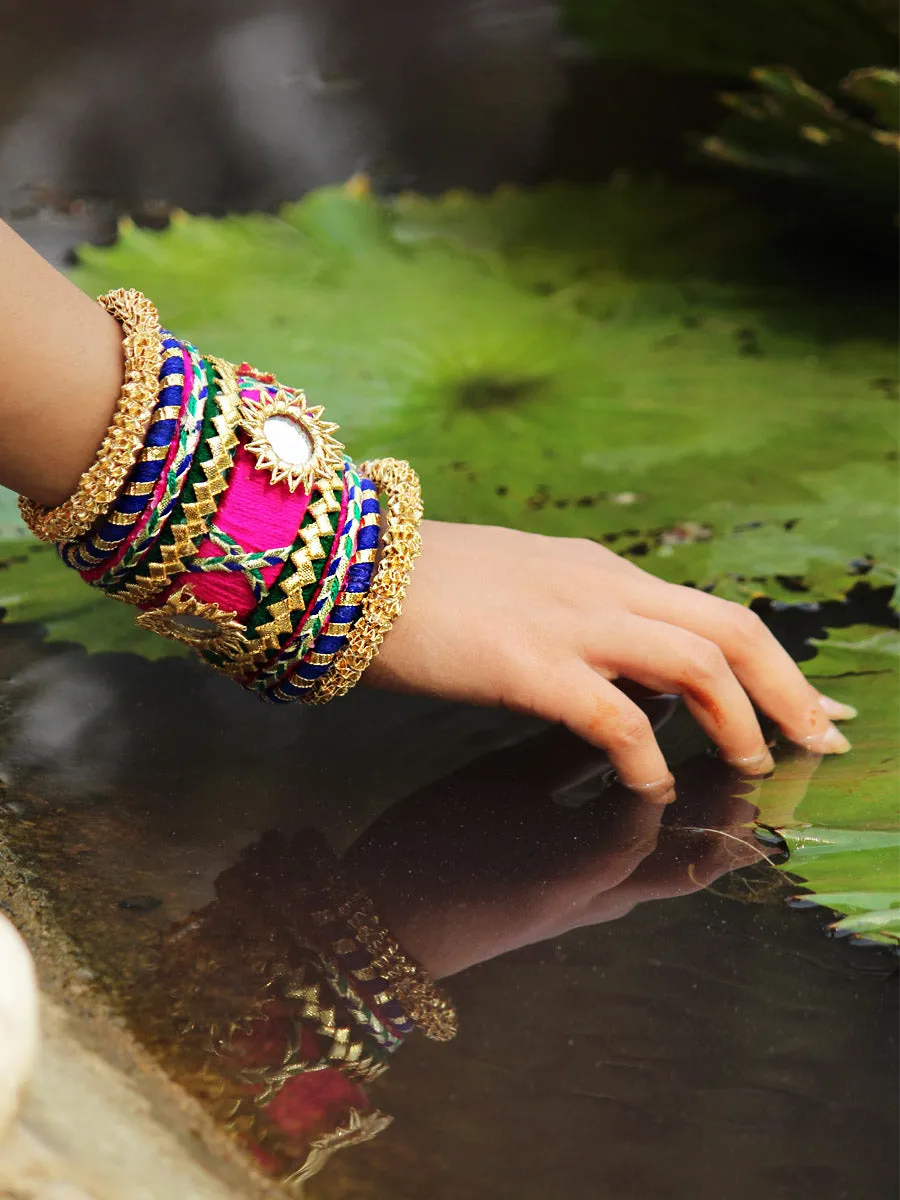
[92,346,208,590]
[305,464,362,621]
[333,945,415,1034]
[248,460,363,694]
[60,334,187,571]
[264,478,379,703]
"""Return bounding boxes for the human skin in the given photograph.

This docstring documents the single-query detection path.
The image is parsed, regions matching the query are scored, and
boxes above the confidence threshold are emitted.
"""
[0,219,855,798]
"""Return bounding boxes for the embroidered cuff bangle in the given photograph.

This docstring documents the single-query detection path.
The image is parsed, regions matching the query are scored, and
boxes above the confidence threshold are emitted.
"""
[31,290,422,706]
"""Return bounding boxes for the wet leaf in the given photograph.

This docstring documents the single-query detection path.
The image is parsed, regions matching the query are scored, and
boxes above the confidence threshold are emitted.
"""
[757,626,900,943]
[0,490,31,541]
[842,67,900,132]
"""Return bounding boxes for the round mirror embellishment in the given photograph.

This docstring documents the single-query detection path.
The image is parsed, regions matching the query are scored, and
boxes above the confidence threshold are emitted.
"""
[240,385,344,494]
[135,586,248,656]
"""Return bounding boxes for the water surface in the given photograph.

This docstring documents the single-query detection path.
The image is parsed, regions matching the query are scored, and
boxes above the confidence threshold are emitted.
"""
[0,617,895,1198]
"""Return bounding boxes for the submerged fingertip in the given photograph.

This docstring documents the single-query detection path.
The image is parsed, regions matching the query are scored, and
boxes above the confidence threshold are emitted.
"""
[618,774,676,804]
[726,748,776,777]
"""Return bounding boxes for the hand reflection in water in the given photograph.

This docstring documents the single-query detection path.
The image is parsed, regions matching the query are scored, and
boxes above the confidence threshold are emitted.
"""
[346,726,780,980]
[147,728,821,1187]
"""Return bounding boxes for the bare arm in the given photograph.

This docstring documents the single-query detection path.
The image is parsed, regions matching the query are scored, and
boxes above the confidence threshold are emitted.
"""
[0,218,124,506]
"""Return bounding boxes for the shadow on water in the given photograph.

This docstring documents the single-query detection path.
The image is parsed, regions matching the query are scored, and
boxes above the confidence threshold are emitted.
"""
[0,595,896,1198]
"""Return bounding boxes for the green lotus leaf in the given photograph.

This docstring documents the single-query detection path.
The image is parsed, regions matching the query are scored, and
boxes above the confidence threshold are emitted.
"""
[757,625,900,943]
[842,66,900,131]
[831,908,900,935]
[641,462,900,603]
[0,539,184,658]
[0,488,31,541]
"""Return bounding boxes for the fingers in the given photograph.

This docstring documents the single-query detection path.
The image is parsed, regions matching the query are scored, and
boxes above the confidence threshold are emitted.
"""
[623,582,853,755]
[593,614,776,775]
[540,663,675,802]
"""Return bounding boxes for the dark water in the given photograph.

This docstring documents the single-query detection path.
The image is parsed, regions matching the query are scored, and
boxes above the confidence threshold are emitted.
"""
[0,611,896,1199]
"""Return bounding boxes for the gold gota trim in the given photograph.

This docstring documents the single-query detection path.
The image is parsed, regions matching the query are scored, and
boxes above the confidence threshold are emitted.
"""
[117,356,242,605]
[18,288,163,542]
[154,403,184,420]
[265,498,377,674]
[279,973,371,1071]
[303,458,422,706]
[240,384,344,494]
[283,1108,393,1189]
[135,586,248,657]
[221,478,343,678]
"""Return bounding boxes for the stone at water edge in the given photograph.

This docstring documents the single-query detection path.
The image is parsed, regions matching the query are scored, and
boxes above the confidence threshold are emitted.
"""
[0,912,39,1133]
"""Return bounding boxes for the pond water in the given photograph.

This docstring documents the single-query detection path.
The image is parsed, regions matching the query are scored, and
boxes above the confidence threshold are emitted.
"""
[0,603,896,1198]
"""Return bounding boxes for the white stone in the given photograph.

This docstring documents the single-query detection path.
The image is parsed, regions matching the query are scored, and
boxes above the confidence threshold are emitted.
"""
[0,911,39,1133]
[263,415,312,466]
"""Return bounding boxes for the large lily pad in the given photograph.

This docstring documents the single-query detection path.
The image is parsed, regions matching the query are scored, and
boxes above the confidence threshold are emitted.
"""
[1,181,896,652]
[757,625,900,944]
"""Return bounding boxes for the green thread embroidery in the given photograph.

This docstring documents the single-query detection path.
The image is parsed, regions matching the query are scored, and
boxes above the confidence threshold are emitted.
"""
[189,525,293,603]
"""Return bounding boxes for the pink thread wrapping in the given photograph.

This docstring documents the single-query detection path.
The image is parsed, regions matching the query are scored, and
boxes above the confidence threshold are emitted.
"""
[80,347,194,584]
[163,438,313,618]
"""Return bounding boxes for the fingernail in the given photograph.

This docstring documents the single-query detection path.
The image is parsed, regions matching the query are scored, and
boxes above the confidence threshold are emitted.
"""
[802,724,852,755]
[728,748,776,777]
[818,694,858,721]
[621,774,676,804]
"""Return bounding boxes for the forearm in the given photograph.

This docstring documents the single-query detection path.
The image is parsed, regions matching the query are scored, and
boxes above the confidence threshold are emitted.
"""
[0,218,123,506]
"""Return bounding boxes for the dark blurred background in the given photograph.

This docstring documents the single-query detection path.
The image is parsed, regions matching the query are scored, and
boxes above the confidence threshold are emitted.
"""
[0,0,721,259]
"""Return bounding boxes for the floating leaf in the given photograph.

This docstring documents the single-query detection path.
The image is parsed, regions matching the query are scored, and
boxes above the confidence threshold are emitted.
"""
[757,625,900,943]
[831,907,900,935]
[842,66,900,131]
[0,539,185,658]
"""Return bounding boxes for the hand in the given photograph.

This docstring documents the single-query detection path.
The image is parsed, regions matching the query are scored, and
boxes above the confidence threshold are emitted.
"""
[365,522,856,800]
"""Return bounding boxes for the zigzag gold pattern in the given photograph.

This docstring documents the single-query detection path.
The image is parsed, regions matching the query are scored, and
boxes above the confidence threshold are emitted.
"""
[233,965,386,1105]
[220,471,342,677]
[280,971,368,1069]
[117,356,242,605]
